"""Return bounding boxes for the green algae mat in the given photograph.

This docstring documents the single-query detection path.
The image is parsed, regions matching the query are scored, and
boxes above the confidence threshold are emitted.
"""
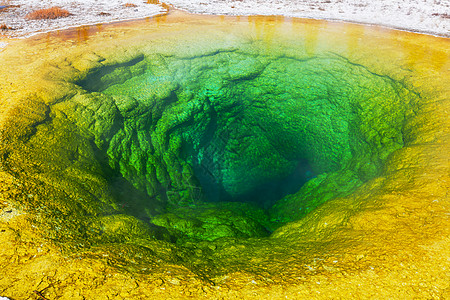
[0,11,449,299]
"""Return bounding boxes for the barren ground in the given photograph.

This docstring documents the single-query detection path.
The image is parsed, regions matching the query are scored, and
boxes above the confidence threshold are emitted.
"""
[0,0,449,44]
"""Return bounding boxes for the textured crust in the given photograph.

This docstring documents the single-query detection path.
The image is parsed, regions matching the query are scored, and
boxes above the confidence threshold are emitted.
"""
[0,13,449,299]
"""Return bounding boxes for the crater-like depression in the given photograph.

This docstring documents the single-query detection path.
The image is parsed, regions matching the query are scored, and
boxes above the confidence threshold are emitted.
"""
[1,13,448,297]
[75,47,414,240]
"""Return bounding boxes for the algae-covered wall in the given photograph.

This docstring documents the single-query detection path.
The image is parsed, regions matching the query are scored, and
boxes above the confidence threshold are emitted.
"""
[0,12,449,299]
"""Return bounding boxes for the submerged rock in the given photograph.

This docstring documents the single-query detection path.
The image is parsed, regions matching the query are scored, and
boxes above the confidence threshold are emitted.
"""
[150,202,271,242]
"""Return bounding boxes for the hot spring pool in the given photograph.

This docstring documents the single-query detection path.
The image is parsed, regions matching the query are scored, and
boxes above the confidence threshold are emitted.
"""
[0,11,449,299]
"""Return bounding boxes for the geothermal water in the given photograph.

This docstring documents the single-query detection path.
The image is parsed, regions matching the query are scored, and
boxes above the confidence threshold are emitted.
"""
[0,11,449,299]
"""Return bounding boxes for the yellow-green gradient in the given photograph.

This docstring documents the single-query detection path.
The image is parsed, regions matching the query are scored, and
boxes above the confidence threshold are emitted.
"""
[0,11,449,299]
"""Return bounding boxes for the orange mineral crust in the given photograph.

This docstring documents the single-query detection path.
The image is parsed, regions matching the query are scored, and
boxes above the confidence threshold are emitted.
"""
[0,11,449,299]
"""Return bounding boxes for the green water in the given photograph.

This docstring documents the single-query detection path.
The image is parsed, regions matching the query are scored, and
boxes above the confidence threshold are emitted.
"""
[70,47,416,241]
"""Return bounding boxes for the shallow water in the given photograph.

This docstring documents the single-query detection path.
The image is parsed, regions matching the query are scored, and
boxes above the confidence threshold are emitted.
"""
[0,11,449,299]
